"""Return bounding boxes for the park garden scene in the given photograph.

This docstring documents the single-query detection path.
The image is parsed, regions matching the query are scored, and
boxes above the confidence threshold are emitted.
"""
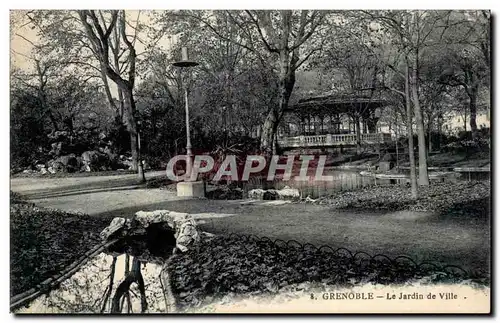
[10,10,490,313]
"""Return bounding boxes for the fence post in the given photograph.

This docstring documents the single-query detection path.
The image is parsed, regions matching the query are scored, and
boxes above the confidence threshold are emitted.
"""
[326,134,332,145]
[299,135,305,146]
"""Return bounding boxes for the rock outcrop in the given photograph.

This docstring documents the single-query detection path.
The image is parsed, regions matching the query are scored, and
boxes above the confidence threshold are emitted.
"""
[248,186,300,200]
[100,210,201,253]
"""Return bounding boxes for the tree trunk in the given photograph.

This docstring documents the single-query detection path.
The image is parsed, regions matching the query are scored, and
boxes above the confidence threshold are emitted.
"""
[355,115,362,155]
[469,83,479,139]
[260,109,279,155]
[118,89,125,122]
[260,50,294,154]
[428,120,432,154]
[463,110,467,132]
[410,57,429,186]
[405,64,418,199]
[123,89,139,171]
[99,68,118,114]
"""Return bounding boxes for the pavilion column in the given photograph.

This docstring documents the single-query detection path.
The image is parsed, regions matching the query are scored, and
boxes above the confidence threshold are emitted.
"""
[308,114,311,134]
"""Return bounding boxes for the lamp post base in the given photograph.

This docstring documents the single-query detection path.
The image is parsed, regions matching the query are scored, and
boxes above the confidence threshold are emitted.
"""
[176,181,205,198]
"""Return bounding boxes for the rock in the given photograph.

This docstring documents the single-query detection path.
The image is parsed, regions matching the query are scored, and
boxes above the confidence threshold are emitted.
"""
[100,217,127,241]
[35,164,45,171]
[51,154,79,172]
[248,189,266,199]
[122,159,134,170]
[250,187,300,200]
[47,166,56,174]
[103,146,117,163]
[277,186,300,199]
[47,159,64,172]
[305,195,317,203]
[133,210,200,252]
[100,211,201,253]
[135,210,173,228]
[175,217,200,252]
[49,142,63,157]
[82,150,110,172]
[263,189,279,200]
[40,167,48,175]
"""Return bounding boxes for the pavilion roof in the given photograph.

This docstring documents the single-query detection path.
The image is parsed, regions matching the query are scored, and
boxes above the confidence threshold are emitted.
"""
[287,94,388,115]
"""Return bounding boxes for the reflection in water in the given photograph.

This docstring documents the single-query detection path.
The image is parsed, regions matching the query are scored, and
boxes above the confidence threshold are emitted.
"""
[15,252,173,314]
[244,171,402,199]
[244,169,489,199]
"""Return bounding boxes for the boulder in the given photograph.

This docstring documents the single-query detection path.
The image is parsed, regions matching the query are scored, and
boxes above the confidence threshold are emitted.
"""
[249,187,300,200]
[47,166,57,174]
[248,188,266,199]
[100,217,127,241]
[81,150,111,172]
[40,167,48,175]
[47,160,64,172]
[122,159,134,170]
[100,210,201,253]
[277,186,300,199]
[263,189,279,200]
[49,142,63,157]
[135,210,173,228]
[52,154,79,172]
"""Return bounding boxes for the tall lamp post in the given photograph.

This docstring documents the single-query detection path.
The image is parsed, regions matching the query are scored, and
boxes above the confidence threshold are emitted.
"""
[137,119,146,183]
[172,47,204,197]
[173,47,199,181]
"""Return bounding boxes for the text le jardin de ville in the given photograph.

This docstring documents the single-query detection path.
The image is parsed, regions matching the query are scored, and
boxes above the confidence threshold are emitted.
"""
[313,292,463,301]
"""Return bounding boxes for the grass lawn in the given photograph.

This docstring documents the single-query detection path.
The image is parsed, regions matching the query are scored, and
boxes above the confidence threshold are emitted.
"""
[194,196,489,275]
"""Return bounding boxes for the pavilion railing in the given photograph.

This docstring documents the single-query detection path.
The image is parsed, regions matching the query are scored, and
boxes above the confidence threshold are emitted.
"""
[278,133,392,148]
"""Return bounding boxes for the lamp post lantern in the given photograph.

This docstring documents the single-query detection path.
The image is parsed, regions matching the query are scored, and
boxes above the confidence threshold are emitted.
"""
[172,47,199,182]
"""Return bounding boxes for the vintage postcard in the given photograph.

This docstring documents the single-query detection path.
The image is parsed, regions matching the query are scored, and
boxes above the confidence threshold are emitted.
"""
[9,9,491,314]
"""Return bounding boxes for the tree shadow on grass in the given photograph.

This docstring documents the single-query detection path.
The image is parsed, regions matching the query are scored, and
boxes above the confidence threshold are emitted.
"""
[438,197,490,223]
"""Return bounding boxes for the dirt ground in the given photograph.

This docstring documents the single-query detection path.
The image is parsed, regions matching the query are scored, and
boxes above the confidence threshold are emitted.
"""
[10,171,490,273]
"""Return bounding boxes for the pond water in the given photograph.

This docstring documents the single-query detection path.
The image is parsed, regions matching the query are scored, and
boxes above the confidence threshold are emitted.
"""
[14,252,174,314]
[241,169,489,199]
[240,170,404,199]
